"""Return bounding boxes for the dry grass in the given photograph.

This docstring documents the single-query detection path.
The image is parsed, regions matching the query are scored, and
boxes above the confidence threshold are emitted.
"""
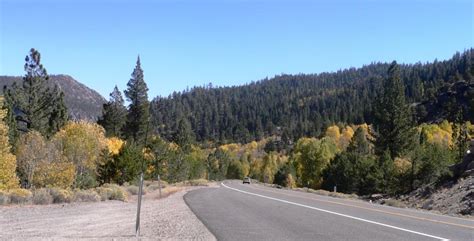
[174,179,211,187]
[0,190,9,205]
[32,189,53,205]
[8,189,32,204]
[50,188,74,203]
[144,185,183,200]
[73,189,100,202]
[126,185,149,196]
[1,179,210,206]
[383,199,407,208]
[144,179,169,187]
[161,186,181,198]
[188,179,211,186]
[96,187,114,201]
[99,184,128,201]
[126,185,139,195]
[307,189,331,196]
[1,188,74,205]
[293,187,359,200]
[147,182,167,191]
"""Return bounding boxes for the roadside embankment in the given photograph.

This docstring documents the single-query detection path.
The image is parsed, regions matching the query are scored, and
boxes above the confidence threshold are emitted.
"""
[0,182,217,240]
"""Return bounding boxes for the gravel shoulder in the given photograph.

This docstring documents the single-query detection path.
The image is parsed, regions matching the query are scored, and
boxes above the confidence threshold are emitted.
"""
[0,186,217,240]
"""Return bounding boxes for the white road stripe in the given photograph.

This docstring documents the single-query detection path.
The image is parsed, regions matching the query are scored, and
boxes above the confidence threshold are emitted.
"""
[221,182,450,241]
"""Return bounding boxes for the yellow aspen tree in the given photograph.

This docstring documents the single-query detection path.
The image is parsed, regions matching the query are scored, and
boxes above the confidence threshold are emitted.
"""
[0,97,19,190]
[107,137,125,155]
[340,126,355,150]
[53,121,107,187]
[16,131,47,188]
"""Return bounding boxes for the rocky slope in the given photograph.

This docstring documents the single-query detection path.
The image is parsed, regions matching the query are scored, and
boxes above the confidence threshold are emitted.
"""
[0,75,106,121]
[399,140,474,216]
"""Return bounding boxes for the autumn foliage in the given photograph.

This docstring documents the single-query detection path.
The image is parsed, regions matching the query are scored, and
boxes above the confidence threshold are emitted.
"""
[0,97,19,190]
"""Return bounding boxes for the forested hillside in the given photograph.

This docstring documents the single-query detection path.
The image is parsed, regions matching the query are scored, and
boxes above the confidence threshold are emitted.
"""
[151,49,473,144]
[417,81,474,123]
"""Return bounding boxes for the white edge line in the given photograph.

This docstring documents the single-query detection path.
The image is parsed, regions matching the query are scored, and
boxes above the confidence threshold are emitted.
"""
[221,182,450,241]
[250,182,474,223]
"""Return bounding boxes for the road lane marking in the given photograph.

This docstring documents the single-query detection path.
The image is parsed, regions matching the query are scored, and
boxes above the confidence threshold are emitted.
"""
[244,183,474,230]
[222,182,450,241]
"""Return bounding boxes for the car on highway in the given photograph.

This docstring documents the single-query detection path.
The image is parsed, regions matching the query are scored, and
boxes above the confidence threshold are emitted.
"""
[242,177,251,184]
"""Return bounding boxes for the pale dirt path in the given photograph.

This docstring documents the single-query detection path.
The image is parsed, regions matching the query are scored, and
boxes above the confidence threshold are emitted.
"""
[0,186,217,241]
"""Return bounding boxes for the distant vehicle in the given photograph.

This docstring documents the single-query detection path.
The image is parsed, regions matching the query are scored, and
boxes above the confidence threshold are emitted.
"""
[243,177,251,184]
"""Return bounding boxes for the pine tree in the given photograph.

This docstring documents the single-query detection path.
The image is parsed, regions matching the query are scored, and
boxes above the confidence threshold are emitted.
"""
[373,61,414,158]
[173,117,195,150]
[347,127,371,155]
[3,48,68,138]
[48,89,68,136]
[378,149,394,193]
[98,86,127,137]
[453,108,469,163]
[2,95,18,147]
[123,56,150,144]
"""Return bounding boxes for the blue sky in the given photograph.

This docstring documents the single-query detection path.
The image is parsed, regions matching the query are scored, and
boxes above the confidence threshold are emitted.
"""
[1,0,472,99]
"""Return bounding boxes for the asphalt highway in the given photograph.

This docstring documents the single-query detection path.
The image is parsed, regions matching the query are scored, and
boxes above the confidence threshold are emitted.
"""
[184,180,474,241]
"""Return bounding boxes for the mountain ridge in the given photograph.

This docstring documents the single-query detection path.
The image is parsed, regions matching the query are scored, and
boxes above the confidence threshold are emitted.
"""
[0,74,106,121]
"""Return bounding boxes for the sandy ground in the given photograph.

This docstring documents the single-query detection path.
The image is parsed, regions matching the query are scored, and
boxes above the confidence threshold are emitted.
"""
[0,186,217,241]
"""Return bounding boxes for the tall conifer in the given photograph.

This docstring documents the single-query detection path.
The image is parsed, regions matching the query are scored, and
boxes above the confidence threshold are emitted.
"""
[4,48,68,138]
[123,56,150,144]
[98,86,127,137]
[372,61,414,158]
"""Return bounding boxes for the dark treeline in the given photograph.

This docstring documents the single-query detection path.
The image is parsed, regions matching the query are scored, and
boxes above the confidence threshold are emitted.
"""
[151,49,473,144]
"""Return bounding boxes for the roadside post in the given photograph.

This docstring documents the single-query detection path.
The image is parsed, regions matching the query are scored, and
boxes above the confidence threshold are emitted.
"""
[135,104,152,239]
[158,174,162,199]
[135,172,144,238]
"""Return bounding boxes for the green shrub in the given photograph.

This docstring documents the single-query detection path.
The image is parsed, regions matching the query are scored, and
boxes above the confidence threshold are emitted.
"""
[102,184,128,201]
[126,185,147,196]
[0,190,9,205]
[126,185,139,195]
[32,188,53,205]
[50,188,73,203]
[9,189,32,204]
[73,189,100,202]
[75,172,98,190]
[111,188,127,201]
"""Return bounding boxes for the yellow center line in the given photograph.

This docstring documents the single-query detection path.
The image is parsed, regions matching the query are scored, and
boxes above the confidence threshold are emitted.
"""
[240,182,474,230]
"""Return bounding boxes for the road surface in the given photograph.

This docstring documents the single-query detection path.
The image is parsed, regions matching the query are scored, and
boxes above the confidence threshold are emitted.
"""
[184,180,473,241]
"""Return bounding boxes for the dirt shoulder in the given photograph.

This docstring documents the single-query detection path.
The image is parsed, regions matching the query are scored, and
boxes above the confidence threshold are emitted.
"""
[0,186,217,240]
